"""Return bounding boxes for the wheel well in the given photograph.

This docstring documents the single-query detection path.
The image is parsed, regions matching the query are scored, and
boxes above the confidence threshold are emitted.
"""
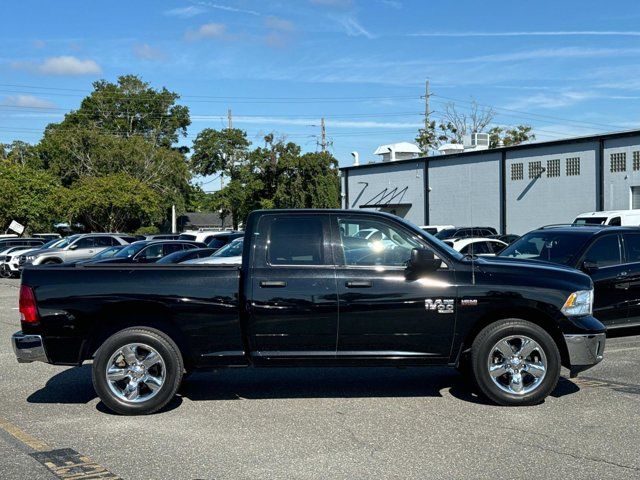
[41,257,62,264]
[82,306,195,370]
[459,308,570,368]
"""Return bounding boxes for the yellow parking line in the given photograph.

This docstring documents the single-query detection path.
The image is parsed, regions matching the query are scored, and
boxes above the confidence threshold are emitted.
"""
[0,417,121,479]
[0,416,51,452]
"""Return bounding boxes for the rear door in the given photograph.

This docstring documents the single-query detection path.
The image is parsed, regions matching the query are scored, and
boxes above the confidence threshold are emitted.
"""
[332,213,457,361]
[579,234,628,327]
[246,214,339,360]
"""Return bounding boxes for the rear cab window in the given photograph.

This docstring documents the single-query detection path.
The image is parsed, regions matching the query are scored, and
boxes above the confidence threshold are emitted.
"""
[255,215,332,267]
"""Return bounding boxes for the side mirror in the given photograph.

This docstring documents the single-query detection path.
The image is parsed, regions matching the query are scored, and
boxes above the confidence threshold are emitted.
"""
[69,244,78,250]
[407,248,441,274]
[582,260,598,272]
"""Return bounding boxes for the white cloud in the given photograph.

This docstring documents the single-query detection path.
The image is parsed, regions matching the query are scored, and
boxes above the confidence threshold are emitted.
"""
[40,56,101,75]
[378,0,402,8]
[11,56,102,75]
[337,17,374,39]
[2,95,55,108]
[164,6,205,18]
[265,16,295,32]
[133,43,167,61]
[195,2,261,16]
[408,30,640,38]
[311,0,352,7]
[456,47,640,63]
[185,23,227,41]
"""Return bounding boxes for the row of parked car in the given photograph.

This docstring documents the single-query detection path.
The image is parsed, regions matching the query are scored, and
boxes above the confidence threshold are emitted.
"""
[0,230,244,277]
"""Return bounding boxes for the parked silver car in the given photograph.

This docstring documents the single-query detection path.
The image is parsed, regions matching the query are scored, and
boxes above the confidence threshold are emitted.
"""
[21,233,132,266]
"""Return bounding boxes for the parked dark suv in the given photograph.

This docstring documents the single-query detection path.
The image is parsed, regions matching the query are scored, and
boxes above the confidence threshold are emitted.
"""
[499,225,640,328]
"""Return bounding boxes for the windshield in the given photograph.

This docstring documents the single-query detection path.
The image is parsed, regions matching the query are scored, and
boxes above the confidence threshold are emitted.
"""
[52,235,79,249]
[114,242,146,258]
[41,238,63,249]
[213,239,243,257]
[499,231,591,265]
[93,246,122,259]
[573,217,607,225]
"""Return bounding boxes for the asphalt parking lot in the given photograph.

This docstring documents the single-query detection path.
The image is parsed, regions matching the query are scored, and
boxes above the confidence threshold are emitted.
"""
[0,278,639,479]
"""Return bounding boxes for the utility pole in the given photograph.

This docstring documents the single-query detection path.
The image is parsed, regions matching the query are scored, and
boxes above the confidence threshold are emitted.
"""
[423,79,430,130]
[320,117,327,153]
[220,108,233,190]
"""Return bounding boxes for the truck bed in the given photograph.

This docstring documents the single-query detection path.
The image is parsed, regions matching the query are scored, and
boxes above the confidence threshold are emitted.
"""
[21,264,244,366]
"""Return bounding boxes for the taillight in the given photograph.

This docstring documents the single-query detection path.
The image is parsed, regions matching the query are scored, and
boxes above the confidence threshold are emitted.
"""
[19,285,39,324]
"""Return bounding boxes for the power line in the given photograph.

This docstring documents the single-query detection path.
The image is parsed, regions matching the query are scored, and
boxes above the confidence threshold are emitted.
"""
[431,93,623,130]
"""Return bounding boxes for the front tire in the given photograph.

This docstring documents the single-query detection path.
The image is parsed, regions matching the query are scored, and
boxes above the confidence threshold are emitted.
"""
[471,319,560,406]
[92,327,184,415]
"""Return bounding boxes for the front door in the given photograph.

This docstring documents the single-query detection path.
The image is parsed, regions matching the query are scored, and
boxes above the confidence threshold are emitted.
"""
[332,214,457,361]
[247,214,339,360]
[580,234,629,327]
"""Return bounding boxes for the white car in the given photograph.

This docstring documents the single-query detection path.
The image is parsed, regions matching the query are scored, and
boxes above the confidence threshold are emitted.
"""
[444,237,508,256]
[178,230,242,244]
[573,209,640,227]
[2,238,66,276]
[183,238,243,265]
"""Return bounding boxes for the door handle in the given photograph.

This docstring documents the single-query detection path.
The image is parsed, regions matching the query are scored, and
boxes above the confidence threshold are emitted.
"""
[259,280,287,288]
[616,271,629,279]
[345,280,373,288]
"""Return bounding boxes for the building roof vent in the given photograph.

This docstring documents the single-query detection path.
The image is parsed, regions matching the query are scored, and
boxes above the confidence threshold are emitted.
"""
[437,143,465,155]
[374,142,422,162]
[463,132,490,151]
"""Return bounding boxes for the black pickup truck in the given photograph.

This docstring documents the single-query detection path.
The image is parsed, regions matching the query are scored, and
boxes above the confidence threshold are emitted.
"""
[12,210,606,414]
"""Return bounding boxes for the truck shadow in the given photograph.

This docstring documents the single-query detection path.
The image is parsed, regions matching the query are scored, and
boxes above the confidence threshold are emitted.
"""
[26,365,580,412]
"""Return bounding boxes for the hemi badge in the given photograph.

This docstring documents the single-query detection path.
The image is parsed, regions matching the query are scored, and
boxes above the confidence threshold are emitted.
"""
[460,299,478,307]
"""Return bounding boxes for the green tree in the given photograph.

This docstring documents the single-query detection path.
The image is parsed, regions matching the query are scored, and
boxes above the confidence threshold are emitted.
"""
[62,174,164,232]
[415,120,438,154]
[0,162,63,232]
[58,75,190,147]
[190,128,250,177]
[488,125,535,148]
[2,141,43,169]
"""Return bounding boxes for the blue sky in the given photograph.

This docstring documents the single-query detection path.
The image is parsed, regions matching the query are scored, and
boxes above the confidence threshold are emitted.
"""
[1,0,640,186]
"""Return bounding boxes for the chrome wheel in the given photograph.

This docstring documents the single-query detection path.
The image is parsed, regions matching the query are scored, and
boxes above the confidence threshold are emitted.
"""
[105,343,165,403]
[487,335,547,395]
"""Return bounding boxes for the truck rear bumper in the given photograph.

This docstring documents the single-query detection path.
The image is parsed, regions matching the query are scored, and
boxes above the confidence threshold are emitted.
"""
[12,331,49,363]
[564,333,605,377]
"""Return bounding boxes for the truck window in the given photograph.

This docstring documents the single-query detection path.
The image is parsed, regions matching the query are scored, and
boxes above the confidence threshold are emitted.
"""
[608,217,621,226]
[583,235,621,268]
[624,234,640,263]
[267,217,325,265]
[337,217,424,267]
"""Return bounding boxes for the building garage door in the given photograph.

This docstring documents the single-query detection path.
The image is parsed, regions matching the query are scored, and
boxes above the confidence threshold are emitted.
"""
[632,186,640,209]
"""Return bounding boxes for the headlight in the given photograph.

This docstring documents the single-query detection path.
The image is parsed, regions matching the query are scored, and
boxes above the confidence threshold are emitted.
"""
[561,289,593,317]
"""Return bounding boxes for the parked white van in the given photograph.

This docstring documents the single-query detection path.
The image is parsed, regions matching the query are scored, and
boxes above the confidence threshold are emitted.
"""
[573,210,640,226]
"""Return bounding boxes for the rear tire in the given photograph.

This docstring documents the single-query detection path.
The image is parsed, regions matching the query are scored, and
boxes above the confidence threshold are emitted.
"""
[92,327,184,415]
[470,319,560,406]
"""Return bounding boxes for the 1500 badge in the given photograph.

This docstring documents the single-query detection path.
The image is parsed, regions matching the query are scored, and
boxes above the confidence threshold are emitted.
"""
[425,298,455,314]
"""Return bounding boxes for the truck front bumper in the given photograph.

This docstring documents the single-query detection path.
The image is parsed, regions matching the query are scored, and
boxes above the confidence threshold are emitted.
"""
[564,333,606,377]
[12,331,49,364]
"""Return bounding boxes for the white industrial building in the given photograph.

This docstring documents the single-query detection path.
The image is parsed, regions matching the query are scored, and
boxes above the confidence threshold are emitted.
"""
[341,129,640,235]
